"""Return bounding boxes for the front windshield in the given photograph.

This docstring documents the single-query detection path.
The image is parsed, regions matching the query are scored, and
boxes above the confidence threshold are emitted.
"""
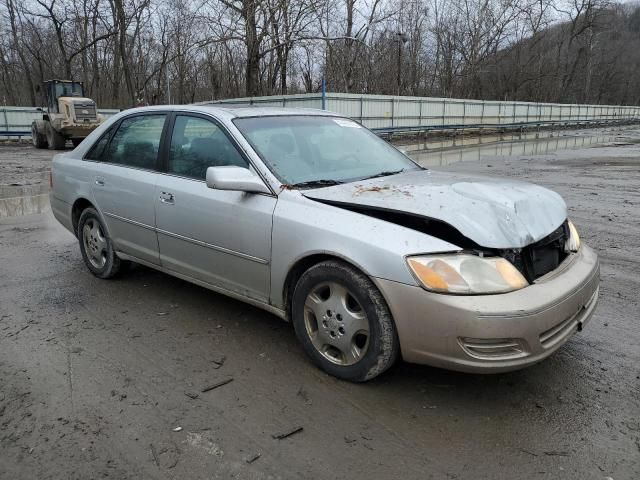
[55,82,83,98]
[233,116,420,185]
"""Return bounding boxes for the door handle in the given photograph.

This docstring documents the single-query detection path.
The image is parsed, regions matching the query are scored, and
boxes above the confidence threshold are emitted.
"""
[159,191,175,204]
[95,177,105,186]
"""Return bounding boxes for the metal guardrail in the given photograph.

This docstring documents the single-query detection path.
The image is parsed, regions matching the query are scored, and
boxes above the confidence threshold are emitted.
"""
[370,118,639,137]
[0,131,31,139]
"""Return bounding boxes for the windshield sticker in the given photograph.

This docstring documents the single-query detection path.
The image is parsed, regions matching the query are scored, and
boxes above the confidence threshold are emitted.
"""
[333,119,361,128]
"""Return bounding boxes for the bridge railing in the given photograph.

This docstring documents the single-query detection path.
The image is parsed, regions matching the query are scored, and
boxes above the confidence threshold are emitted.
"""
[4,94,639,140]
[201,93,640,134]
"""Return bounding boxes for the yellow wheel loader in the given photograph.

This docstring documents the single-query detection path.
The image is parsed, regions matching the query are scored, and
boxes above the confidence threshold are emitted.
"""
[31,80,103,150]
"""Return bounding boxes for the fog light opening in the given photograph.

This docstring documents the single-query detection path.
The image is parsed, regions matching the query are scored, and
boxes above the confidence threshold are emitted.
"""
[458,337,529,360]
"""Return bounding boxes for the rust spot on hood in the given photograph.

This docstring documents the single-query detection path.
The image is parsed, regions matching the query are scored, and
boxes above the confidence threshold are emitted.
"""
[354,184,390,194]
[353,184,413,197]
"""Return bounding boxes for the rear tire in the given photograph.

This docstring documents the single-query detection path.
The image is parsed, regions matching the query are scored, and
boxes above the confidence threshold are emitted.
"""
[291,260,399,382]
[77,207,127,279]
[46,124,67,150]
[31,123,48,149]
[71,138,83,148]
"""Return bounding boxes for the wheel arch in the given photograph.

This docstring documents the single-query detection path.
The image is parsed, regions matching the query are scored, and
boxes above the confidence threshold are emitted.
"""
[71,197,96,237]
[281,252,375,321]
[285,252,401,381]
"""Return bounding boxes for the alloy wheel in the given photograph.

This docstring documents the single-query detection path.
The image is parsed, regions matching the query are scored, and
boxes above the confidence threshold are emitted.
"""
[303,281,370,366]
[82,218,107,269]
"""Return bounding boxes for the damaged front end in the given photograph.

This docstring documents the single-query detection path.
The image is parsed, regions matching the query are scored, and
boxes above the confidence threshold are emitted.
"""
[310,200,571,284]
[499,221,570,282]
[302,170,573,287]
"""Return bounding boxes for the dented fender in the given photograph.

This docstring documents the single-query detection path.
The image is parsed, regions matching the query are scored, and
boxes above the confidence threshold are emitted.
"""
[269,190,462,310]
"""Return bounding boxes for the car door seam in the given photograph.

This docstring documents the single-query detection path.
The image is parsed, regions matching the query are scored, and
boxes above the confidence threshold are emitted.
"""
[103,211,155,231]
[104,211,268,264]
[155,228,269,265]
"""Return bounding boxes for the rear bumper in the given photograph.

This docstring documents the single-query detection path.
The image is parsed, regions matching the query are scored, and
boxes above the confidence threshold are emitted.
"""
[374,245,600,373]
[50,194,74,235]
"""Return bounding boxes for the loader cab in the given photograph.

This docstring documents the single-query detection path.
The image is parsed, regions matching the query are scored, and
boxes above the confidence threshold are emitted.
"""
[45,80,84,113]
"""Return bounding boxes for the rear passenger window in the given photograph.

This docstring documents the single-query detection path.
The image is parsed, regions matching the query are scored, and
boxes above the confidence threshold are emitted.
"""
[168,115,248,180]
[104,115,166,169]
[85,124,116,161]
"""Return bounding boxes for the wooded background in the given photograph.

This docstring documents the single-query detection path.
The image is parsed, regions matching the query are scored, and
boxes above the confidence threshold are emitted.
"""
[1,0,639,109]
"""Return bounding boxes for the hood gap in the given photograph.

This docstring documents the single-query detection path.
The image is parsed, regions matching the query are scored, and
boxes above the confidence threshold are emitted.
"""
[308,198,481,250]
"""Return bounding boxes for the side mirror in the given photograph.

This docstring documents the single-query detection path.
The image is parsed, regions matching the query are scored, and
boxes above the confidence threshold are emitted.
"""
[206,166,270,194]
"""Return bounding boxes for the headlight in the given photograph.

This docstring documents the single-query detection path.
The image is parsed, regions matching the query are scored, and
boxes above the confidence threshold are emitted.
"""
[407,254,528,294]
[566,220,581,252]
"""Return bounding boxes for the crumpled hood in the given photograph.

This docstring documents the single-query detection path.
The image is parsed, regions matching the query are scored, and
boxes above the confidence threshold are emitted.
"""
[302,170,567,249]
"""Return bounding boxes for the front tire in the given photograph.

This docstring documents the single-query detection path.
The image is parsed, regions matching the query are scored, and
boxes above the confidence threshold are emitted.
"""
[31,123,48,149]
[46,124,67,150]
[291,260,399,382]
[77,208,126,279]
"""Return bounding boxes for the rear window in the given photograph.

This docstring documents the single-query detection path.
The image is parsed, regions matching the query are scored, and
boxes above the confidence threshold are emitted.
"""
[86,114,166,170]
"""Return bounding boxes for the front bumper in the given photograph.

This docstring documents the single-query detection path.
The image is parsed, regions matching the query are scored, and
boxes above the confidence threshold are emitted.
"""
[375,244,600,373]
[59,123,100,139]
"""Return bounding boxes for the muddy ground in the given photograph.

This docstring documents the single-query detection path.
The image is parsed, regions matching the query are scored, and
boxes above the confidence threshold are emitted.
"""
[1,129,639,479]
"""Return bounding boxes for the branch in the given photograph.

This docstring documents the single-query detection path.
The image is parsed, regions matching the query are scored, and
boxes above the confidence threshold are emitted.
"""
[68,31,117,63]
[218,0,243,15]
[258,35,370,58]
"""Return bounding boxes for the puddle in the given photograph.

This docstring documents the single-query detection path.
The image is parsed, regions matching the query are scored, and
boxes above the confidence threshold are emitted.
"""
[0,193,50,218]
[0,180,50,218]
[398,128,634,167]
[0,181,49,198]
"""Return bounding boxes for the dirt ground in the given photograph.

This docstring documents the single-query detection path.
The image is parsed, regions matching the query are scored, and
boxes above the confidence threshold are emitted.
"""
[0,142,51,190]
[0,130,639,479]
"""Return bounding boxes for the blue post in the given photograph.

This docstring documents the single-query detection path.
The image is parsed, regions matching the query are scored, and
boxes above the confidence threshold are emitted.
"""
[321,78,326,110]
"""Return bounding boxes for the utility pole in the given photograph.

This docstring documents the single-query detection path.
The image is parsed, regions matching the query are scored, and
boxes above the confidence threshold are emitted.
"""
[395,32,408,96]
[166,64,171,104]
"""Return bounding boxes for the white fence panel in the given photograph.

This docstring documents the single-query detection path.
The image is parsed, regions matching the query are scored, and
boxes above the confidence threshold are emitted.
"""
[0,106,119,140]
[4,93,639,139]
[207,93,640,131]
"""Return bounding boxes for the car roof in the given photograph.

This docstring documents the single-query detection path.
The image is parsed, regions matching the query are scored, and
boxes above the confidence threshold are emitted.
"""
[117,104,342,120]
[197,104,342,119]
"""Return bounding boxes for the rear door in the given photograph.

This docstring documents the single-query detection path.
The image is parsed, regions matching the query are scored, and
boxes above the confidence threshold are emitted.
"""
[87,113,168,265]
[154,113,276,302]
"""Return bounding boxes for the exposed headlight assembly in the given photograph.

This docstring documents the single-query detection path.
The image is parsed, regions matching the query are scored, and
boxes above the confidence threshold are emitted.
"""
[566,220,581,252]
[407,254,529,295]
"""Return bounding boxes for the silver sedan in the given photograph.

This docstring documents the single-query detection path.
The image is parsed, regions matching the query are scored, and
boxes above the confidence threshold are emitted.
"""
[50,105,599,381]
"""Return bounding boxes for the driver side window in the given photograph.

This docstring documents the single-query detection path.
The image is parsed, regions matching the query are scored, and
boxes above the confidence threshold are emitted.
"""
[168,115,248,180]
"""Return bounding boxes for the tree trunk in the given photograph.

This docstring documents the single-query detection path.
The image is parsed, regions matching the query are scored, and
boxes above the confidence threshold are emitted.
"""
[113,0,136,106]
[244,0,260,96]
[279,46,289,94]
[7,0,36,105]
[344,0,355,92]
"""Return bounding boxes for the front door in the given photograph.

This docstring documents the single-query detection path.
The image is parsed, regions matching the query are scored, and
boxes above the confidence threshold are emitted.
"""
[154,114,276,302]
[88,113,167,265]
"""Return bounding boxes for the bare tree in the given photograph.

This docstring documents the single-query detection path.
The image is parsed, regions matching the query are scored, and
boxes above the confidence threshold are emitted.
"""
[1,0,639,107]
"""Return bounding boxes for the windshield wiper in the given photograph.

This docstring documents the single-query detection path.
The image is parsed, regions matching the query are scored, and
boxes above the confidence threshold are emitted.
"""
[359,169,405,181]
[287,179,344,189]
